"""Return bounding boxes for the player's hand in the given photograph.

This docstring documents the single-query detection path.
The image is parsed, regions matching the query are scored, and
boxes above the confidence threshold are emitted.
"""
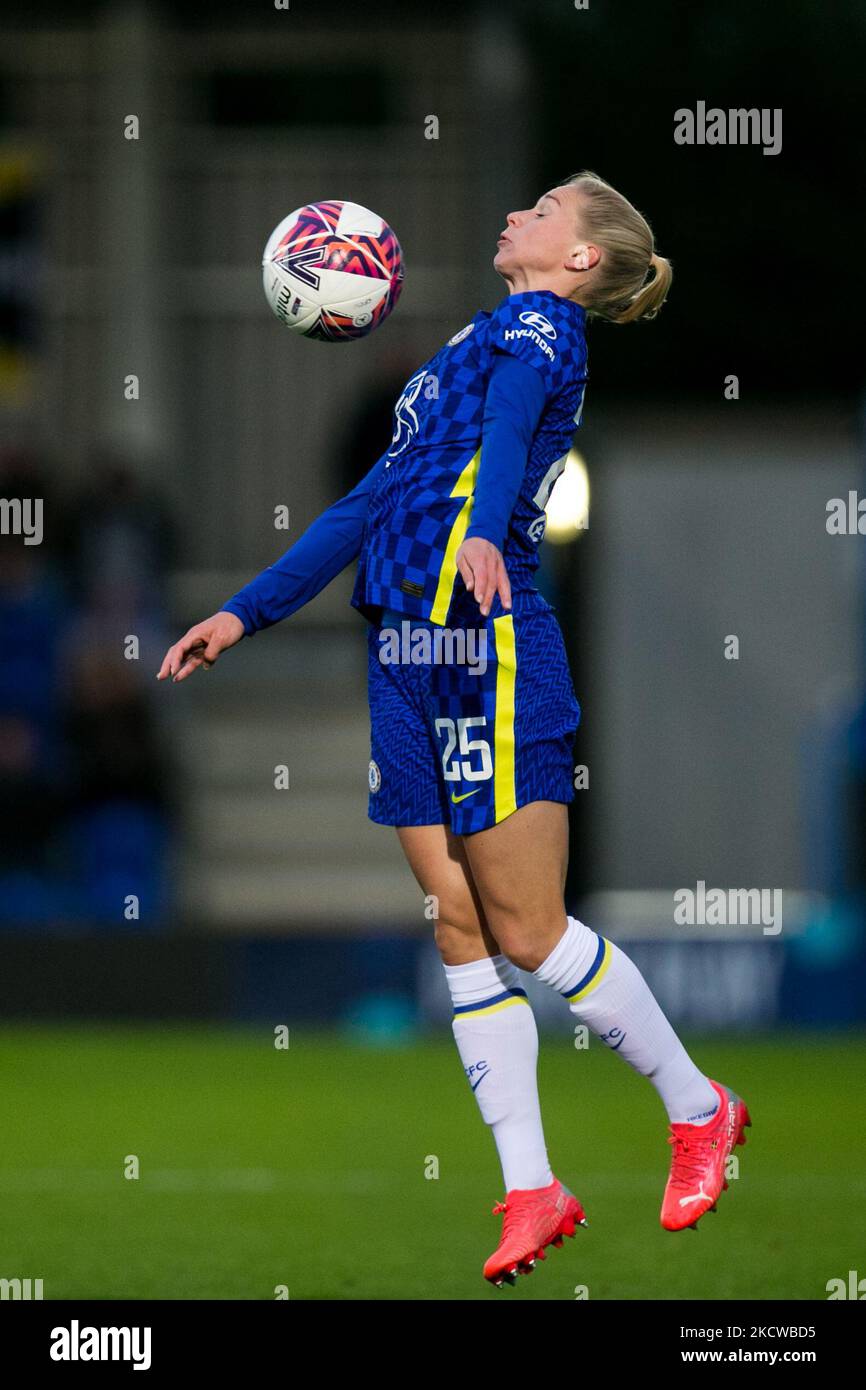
[455,538,512,618]
[156,610,245,684]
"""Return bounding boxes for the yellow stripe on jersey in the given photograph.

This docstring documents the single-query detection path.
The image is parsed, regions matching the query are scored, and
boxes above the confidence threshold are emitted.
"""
[429,447,481,626]
[493,614,517,822]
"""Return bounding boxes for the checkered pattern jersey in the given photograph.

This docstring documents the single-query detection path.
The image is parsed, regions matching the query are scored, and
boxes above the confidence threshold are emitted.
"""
[350,288,588,627]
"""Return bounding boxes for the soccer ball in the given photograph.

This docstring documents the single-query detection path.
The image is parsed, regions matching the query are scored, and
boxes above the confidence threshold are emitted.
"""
[262,199,405,342]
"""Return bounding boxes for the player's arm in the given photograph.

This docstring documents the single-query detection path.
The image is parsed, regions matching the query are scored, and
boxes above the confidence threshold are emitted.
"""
[456,352,547,617]
[157,453,387,683]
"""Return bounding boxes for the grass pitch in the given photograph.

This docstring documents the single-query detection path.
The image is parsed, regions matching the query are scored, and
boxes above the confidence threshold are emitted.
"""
[1,1024,863,1300]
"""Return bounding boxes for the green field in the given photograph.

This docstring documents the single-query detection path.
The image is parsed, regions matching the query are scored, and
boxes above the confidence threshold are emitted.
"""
[1,1025,863,1300]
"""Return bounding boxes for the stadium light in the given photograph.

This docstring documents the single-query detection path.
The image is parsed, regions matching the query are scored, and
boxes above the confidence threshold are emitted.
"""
[544,449,589,542]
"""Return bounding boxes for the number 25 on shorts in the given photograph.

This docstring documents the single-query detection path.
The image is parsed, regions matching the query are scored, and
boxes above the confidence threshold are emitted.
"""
[435,716,493,786]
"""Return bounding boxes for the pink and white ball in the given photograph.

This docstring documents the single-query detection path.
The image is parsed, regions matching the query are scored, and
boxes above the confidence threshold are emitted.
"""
[262,199,405,342]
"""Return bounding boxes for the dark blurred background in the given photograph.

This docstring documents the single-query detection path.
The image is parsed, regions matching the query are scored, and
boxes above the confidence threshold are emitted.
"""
[1,0,864,1035]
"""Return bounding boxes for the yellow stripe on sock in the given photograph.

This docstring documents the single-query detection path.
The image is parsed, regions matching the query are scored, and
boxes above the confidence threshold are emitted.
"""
[459,994,530,1020]
[566,938,612,1002]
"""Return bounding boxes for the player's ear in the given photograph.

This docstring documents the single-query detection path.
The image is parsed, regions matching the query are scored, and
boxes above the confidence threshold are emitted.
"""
[567,243,600,273]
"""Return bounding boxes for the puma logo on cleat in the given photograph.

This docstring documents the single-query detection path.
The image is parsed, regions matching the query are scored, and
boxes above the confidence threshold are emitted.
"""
[679,1182,712,1208]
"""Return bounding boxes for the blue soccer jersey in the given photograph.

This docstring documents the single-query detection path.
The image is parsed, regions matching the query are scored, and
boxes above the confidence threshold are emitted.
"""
[218,287,589,834]
[350,288,588,626]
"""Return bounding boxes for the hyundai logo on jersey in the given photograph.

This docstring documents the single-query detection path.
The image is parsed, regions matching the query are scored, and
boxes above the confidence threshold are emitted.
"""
[518,310,557,338]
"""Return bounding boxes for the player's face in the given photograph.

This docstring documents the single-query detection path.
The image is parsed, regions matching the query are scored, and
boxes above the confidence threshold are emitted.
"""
[494,185,580,280]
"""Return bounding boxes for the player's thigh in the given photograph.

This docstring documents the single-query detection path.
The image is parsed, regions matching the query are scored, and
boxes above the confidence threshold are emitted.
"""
[460,799,569,971]
[396,823,500,964]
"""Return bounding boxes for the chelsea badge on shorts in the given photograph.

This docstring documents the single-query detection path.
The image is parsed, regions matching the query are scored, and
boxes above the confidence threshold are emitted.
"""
[368,759,381,793]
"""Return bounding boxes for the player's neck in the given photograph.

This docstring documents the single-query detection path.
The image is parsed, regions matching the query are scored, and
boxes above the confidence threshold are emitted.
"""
[500,271,582,304]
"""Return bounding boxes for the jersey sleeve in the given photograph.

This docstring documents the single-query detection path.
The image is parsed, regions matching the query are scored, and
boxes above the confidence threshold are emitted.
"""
[463,354,547,551]
[221,453,388,636]
[487,294,569,397]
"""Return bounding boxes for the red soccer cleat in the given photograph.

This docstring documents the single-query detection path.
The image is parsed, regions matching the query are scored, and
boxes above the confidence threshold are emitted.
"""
[660,1078,752,1231]
[483,1175,587,1287]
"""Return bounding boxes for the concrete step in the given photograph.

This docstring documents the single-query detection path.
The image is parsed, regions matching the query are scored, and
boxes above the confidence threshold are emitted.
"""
[182,621,369,714]
[187,788,393,860]
[180,860,425,930]
[178,714,370,790]
[169,618,407,926]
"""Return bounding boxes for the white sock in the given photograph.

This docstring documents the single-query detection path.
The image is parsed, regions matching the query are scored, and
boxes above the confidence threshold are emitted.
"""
[533,917,719,1125]
[444,954,554,1191]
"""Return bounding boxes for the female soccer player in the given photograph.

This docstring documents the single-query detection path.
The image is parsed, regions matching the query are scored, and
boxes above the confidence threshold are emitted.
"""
[158,170,750,1289]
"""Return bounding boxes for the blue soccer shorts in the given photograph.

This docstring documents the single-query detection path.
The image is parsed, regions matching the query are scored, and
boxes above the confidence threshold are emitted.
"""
[366,603,581,835]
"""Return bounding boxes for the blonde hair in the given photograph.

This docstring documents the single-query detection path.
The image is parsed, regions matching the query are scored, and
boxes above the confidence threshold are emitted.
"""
[561,170,672,324]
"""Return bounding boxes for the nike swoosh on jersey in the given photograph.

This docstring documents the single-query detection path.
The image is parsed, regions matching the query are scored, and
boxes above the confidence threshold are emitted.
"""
[451,788,482,803]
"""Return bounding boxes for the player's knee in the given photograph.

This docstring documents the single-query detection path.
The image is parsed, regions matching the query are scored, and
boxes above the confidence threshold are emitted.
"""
[433,909,485,961]
[480,906,555,972]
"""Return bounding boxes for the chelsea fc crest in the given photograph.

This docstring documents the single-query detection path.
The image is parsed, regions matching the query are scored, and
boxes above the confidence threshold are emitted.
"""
[447,323,474,346]
[368,759,381,793]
